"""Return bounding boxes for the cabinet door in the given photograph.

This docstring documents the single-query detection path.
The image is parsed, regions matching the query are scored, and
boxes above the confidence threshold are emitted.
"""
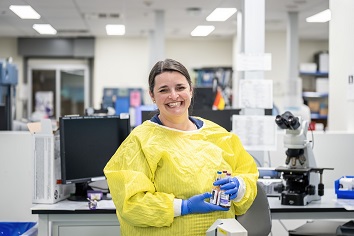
[50,214,120,236]
[58,225,120,236]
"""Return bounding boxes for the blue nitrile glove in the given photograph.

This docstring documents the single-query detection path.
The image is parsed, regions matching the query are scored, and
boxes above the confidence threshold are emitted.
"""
[181,192,229,215]
[214,177,240,200]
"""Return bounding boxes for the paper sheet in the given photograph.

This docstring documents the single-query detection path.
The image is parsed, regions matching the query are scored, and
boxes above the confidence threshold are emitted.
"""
[238,79,273,108]
[231,115,277,151]
[334,198,354,210]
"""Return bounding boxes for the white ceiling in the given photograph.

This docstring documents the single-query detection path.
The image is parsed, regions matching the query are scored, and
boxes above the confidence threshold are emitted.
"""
[0,0,329,40]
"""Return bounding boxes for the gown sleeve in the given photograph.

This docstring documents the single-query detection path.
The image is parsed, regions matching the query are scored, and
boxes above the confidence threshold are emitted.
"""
[229,134,259,215]
[104,133,175,227]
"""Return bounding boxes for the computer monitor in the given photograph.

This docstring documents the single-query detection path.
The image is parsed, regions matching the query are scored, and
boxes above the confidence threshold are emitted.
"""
[191,109,241,131]
[192,87,215,110]
[59,115,130,201]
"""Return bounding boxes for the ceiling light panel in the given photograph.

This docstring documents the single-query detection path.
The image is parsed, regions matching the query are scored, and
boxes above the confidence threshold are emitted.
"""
[106,24,125,35]
[191,25,215,37]
[206,8,237,22]
[306,9,331,23]
[33,24,57,35]
[9,5,41,19]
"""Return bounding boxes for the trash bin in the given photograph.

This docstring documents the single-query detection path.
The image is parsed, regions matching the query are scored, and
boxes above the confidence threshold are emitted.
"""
[0,222,38,236]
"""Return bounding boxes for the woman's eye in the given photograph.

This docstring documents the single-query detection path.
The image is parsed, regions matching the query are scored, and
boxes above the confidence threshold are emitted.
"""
[177,86,186,91]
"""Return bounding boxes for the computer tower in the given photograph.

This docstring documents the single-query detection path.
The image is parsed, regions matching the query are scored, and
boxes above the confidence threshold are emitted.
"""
[30,120,74,204]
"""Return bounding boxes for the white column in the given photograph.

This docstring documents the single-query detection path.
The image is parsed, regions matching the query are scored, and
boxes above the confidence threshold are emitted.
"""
[239,0,266,165]
[242,0,265,116]
[148,10,165,69]
[232,11,243,108]
[283,11,303,110]
[328,0,354,131]
[287,12,299,81]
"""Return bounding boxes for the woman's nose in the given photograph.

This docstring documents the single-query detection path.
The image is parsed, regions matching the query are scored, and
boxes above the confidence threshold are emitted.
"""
[169,90,179,99]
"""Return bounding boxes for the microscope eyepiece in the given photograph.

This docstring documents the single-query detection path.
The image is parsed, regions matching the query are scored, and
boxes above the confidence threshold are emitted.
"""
[288,116,300,130]
[275,115,289,129]
[275,111,301,130]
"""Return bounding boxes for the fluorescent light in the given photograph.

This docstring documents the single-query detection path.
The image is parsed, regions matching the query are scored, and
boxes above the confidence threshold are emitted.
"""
[306,9,331,23]
[106,24,125,35]
[33,24,57,35]
[206,8,237,21]
[191,25,215,37]
[9,5,40,19]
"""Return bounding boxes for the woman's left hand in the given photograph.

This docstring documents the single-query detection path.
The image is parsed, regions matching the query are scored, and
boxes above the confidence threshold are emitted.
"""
[213,177,240,200]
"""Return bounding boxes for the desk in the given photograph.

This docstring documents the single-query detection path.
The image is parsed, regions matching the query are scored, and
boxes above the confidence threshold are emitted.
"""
[269,189,354,220]
[32,190,354,236]
[32,201,118,236]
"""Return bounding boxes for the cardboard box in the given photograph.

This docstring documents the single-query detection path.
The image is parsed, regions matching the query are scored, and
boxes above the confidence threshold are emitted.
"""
[206,219,247,236]
[307,100,320,113]
[28,119,74,204]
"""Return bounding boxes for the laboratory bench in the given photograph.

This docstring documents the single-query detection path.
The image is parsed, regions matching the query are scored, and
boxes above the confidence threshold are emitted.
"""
[32,189,354,236]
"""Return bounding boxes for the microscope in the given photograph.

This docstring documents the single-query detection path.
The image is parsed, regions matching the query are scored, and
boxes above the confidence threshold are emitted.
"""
[275,111,332,205]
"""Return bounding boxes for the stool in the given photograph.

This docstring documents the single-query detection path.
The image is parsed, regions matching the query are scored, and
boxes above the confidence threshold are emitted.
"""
[289,221,347,236]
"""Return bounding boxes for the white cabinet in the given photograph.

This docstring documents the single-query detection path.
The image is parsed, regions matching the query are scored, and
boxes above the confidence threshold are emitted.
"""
[36,213,120,236]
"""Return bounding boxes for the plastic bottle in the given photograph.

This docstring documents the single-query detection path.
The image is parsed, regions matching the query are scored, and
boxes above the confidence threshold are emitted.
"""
[210,171,222,205]
[219,172,231,208]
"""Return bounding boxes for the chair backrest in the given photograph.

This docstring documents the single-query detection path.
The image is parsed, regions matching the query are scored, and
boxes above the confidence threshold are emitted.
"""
[237,182,272,236]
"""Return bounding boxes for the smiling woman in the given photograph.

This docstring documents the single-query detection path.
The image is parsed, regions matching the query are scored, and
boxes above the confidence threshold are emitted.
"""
[104,58,258,236]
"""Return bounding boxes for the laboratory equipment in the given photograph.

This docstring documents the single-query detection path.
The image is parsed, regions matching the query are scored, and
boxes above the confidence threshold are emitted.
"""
[335,176,354,199]
[29,119,73,204]
[0,58,18,130]
[258,167,282,197]
[274,111,332,205]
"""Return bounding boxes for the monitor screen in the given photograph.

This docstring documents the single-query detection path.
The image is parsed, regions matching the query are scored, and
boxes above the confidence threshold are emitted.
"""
[192,87,215,110]
[59,115,130,200]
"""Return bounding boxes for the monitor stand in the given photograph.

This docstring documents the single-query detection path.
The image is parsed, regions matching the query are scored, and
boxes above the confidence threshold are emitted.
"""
[67,182,110,201]
[67,182,92,201]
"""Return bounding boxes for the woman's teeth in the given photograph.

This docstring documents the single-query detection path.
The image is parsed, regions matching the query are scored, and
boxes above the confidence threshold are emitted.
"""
[168,102,180,107]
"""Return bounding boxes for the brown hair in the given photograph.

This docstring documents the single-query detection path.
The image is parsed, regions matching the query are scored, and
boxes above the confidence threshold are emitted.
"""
[148,58,192,95]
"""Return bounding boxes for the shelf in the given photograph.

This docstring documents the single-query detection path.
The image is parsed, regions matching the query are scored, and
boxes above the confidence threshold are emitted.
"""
[300,72,328,77]
[303,92,328,98]
[311,113,328,119]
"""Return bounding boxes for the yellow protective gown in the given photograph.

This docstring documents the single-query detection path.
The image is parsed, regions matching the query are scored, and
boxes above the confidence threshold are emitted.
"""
[104,118,258,236]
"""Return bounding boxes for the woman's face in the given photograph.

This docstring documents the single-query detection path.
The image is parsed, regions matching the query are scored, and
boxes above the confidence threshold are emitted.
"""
[150,71,193,121]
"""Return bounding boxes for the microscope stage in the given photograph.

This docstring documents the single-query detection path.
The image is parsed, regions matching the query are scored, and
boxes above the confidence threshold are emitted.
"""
[275,167,312,173]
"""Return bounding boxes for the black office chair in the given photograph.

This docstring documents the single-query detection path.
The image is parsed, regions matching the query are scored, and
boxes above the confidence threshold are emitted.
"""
[237,182,272,236]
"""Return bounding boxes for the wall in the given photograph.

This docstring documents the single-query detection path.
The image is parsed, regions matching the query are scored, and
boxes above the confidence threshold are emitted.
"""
[93,38,150,108]
[328,0,354,131]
